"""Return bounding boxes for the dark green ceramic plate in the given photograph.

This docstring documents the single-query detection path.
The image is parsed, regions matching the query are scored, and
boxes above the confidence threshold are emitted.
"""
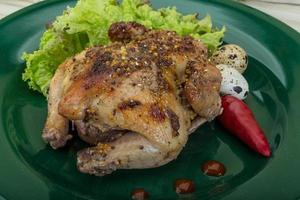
[0,0,300,199]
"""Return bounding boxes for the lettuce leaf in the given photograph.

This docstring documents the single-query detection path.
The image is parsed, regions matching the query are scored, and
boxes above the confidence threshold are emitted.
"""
[22,0,225,96]
[22,29,82,96]
[191,26,226,53]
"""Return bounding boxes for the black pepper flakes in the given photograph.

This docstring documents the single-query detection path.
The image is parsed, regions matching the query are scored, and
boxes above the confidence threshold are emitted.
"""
[118,100,142,110]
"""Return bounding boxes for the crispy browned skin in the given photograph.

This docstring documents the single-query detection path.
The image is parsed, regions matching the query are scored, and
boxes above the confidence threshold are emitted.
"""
[108,22,147,43]
[43,22,221,176]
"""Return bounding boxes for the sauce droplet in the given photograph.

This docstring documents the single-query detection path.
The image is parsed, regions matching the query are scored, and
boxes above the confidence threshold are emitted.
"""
[131,188,149,200]
[174,179,195,194]
[201,160,226,177]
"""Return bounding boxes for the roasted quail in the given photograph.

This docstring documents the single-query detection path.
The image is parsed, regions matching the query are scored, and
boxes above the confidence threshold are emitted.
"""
[42,22,222,176]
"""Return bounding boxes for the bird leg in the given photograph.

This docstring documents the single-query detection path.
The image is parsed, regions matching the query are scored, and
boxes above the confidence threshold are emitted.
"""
[184,60,222,120]
[77,132,179,176]
[42,61,72,149]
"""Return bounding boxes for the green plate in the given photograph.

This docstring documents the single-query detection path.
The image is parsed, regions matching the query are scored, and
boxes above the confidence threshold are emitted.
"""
[0,0,300,199]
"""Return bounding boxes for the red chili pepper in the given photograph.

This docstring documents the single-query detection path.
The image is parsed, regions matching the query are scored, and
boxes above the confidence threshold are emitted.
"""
[217,95,271,157]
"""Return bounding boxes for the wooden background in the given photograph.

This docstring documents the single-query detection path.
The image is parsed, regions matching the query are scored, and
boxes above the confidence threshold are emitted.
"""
[0,0,299,32]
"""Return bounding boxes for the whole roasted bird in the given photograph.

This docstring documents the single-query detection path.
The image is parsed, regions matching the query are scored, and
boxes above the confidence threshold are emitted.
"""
[42,22,222,176]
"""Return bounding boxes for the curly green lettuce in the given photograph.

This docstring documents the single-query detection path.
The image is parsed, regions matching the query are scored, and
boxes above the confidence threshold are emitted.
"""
[22,0,225,96]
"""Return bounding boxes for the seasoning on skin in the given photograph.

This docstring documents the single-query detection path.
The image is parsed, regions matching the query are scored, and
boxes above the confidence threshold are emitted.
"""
[149,104,166,122]
[118,99,142,110]
[166,108,180,137]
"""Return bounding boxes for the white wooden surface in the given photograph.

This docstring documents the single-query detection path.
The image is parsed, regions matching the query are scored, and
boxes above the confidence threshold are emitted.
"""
[0,0,299,32]
[242,0,300,32]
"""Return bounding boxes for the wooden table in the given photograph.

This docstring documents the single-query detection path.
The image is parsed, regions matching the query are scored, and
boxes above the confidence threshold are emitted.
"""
[0,0,299,32]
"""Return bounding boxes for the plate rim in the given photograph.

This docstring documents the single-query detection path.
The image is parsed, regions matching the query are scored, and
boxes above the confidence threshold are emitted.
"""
[0,0,300,199]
